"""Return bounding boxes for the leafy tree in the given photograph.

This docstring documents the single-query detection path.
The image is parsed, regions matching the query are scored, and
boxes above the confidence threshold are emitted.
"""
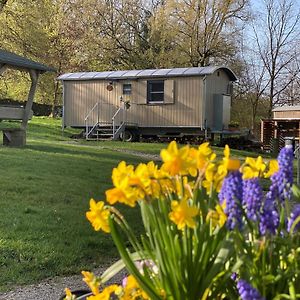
[0,0,85,110]
[0,0,7,12]
[165,0,249,66]
[70,0,178,70]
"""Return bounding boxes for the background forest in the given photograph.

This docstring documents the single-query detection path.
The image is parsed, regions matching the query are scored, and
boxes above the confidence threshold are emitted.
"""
[0,0,300,134]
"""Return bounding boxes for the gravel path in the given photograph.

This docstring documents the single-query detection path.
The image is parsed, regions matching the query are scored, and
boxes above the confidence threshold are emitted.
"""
[60,141,161,161]
[0,267,127,300]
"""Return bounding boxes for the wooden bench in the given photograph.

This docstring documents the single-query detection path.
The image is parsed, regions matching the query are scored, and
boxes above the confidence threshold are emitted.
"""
[0,106,33,146]
[2,128,26,147]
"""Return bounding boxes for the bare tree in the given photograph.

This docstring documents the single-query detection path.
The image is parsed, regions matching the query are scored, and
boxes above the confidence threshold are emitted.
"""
[252,0,300,117]
[236,51,269,131]
[276,60,300,106]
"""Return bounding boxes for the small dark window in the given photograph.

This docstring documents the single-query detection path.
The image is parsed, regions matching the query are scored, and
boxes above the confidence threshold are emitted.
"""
[123,83,132,95]
[147,80,164,103]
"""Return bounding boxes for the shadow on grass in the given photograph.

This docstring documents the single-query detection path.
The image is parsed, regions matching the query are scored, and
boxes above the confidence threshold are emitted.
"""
[28,122,79,139]
[25,143,146,163]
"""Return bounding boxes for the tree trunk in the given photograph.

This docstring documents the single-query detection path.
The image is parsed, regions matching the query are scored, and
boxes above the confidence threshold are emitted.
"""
[268,80,274,118]
[52,80,60,117]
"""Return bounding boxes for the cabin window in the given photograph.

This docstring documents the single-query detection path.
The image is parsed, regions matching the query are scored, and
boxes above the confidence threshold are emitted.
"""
[147,80,164,103]
[123,83,132,95]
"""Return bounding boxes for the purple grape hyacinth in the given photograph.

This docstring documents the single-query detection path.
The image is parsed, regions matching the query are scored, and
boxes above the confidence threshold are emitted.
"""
[287,204,300,233]
[242,178,263,222]
[231,272,238,281]
[259,144,294,235]
[259,196,279,235]
[237,279,264,300]
[273,145,294,202]
[219,171,243,230]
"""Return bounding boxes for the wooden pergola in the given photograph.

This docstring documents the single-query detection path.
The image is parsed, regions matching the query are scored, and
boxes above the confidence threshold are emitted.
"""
[0,49,55,146]
[261,105,300,153]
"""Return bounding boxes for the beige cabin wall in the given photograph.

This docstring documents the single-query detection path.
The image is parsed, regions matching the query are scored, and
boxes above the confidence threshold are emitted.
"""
[128,77,203,127]
[63,80,122,126]
[63,76,204,127]
[273,110,300,119]
[205,70,231,129]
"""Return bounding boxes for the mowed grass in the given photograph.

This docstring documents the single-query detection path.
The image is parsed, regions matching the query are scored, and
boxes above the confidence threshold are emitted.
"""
[0,117,296,291]
[0,117,147,291]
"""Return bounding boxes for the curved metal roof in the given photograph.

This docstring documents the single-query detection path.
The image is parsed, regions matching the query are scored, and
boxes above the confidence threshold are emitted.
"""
[273,105,300,111]
[58,66,237,81]
[0,49,55,73]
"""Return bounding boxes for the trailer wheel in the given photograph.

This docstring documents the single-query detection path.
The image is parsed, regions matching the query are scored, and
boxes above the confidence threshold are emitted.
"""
[120,130,139,142]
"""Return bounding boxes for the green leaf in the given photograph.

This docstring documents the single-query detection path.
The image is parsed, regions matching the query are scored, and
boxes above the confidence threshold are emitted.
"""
[199,240,233,293]
[292,184,300,203]
[289,281,296,300]
[262,274,276,284]
[109,217,161,300]
[100,252,142,284]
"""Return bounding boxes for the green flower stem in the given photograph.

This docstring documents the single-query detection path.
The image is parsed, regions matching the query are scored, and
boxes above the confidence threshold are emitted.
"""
[109,217,161,300]
[110,208,144,257]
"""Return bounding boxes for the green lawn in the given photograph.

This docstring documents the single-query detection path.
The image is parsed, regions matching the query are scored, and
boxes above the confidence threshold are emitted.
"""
[0,117,296,291]
[0,117,148,291]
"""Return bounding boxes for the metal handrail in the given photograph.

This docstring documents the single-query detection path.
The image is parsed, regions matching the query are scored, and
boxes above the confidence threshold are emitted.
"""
[84,102,99,122]
[112,107,124,140]
[112,107,122,122]
[85,101,123,140]
[85,102,99,139]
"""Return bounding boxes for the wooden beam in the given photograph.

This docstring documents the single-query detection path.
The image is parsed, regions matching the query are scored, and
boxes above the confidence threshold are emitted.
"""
[21,69,39,130]
[274,121,278,139]
[0,106,33,120]
[0,64,8,75]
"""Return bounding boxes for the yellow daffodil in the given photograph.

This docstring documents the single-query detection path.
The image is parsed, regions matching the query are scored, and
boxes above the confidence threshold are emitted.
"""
[202,145,240,195]
[197,142,216,170]
[206,202,227,228]
[202,163,224,195]
[64,288,76,300]
[174,176,193,199]
[107,161,142,206]
[169,198,199,229]
[242,156,266,179]
[111,161,134,187]
[122,275,150,300]
[160,141,197,176]
[87,284,120,300]
[82,271,101,295]
[86,199,111,233]
[218,145,240,178]
[129,163,153,199]
[107,161,157,206]
[106,186,140,207]
[129,163,150,187]
[264,159,279,178]
[145,161,163,198]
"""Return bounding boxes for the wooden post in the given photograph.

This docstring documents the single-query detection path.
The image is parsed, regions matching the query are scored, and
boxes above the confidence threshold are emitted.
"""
[299,121,300,143]
[21,69,39,130]
[274,121,278,139]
